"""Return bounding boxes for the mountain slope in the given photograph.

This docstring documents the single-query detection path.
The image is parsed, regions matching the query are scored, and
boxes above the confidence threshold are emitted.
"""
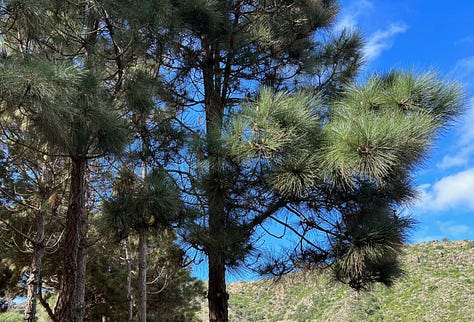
[199,240,474,321]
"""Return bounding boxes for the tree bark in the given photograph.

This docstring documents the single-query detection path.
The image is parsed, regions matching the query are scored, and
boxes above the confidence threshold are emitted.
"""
[25,164,54,322]
[124,239,134,322]
[137,134,149,322]
[208,254,228,322]
[137,230,147,322]
[57,158,88,322]
[207,156,228,322]
[23,207,46,322]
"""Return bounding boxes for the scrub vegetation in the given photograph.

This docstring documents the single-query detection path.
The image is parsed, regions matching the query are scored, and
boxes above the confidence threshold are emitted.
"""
[196,240,474,322]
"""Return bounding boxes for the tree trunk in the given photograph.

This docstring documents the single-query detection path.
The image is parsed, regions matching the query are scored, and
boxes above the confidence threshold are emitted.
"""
[24,162,54,322]
[137,230,147,322]
[137,139,149,322]
[57,157,88,322]
[207,193,228,322]
[124,239,134,322]
[208,254,228,322]
[202,38,229,321]
[23,208,46,322]
[207,164,228,322]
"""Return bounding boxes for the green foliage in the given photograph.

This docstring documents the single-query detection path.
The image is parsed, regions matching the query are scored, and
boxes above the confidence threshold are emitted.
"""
[174,0,225,37]
[0,56,129,157]
[161,3,365,319]
[0,57,79,146]
[305,30,364,98]
[102,167,182,237]
[331,207,415,290]
[85,229,205,322]
[0,257,19,311]
[124,69,159,115]
[322,71,463,185]
[224,71,462,293]
[147,266,205,322]
[71,71,129,156]
[247,0,338,60]
[227,88,324,200]
[229,88,321,159]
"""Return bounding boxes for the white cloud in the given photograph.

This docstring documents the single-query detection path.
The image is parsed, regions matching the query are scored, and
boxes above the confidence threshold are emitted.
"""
[334,1,408,62]
[455,35,474,46]
[364,23,408,61]
[455,56,474,70]
[437,145,474,170]
[438,221,471,237]
[416,167,474,212]
[437,154,469,170]
[436,97,474,170]
[451,56,474,90]
[335,0,374,31]
[459,97,474,144]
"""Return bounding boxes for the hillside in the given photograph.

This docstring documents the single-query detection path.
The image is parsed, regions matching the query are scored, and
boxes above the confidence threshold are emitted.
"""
[198,240,474,321]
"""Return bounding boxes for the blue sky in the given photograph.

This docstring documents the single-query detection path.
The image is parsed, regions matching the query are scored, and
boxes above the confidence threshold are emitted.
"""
[337,0,474,242]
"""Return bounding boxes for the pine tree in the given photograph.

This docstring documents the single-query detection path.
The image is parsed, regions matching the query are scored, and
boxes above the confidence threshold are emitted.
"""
[319,71,462,289]
[0,2,129,320]
[1,1,182,320]
[161,1,363,320]
[85,223,205,322]
[103,167,183,321]
[101,61,185,321]
[160,3,464,321]
[231,71,462,289]
[0,128,67,320]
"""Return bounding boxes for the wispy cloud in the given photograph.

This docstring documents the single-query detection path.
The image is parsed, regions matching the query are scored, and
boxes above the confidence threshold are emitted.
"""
[437,97,474,170]
[455,35,474,46]
[460,98,474,143]
[364,23,408,61]
[335,1,408,62]
[335,0,374,31]
[438,221,471,237]
[437,152,470,170]
[437,143,474,171]
[451,56,474,90]
[416,167,474,212]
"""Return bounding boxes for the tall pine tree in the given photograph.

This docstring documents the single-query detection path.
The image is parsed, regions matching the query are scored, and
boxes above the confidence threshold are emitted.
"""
[159,1,363,320]
[0,1,129,320]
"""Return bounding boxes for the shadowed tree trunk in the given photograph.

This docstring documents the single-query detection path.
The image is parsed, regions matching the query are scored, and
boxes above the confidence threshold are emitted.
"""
[137,229,147,322]
[208,254,228,322]
[23,207,46,322]
[24,163,55,322]
[137,159,148,322]
[124,239,134,322]
[57,157,88,322]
